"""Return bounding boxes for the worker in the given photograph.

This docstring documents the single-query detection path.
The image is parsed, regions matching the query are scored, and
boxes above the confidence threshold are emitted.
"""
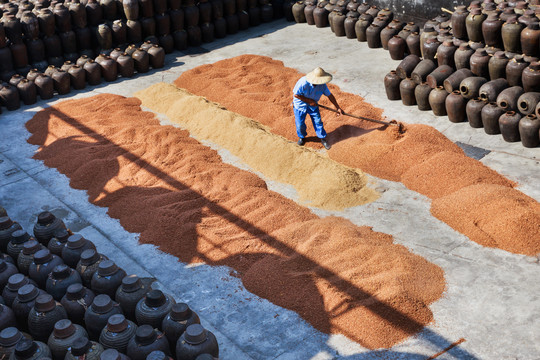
[293,67,343,150]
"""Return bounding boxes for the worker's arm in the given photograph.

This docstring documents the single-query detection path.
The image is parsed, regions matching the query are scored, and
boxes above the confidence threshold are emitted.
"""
[294,94,317,106]
[327,94,344,115]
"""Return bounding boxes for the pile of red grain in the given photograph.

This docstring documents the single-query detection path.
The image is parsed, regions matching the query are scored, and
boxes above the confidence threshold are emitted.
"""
[175,55,540,256]
[26,94,445,348]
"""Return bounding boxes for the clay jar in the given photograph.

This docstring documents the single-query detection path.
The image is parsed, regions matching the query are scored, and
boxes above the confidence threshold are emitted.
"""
[47,319,88,360]
[399,78,416,106]
[17,80,36,106]
[482,13,503,47]
[83,60,102,86]
[0,327,28,360]
[0,306,16,332]
[115,275,153,321]
[62,235,96,268]
[443,68,475,93]
[12,284,46,330]
[497,86,525,111]
[470,48,490,78]
[426,65,453,89]
[419,24,437,58]
[84,294,123,341]
[28,249,64,289]
[2,274,35,308]
[60,284,95,326]
[175,324,218,360]
[135,290,175,329]
[518,92,540,115]
[51,70,70,95]
[99,56,118,83]
[479,78,509,102]
[47,229,70,257]
[0,260,18,291]
[17,241,44,276]
[489,51,509,80]
[117,53,135,78]
[27,294,67,342]
[411,59,437,85]
[0,218,22,253]
[414,83,432,111]
[313,2,329,28]
[76,249,108,287]
[383,70,401,100]
[34,211,66,245]
[344,12,359,39]
[422,37,440,62]
[34,75,54,100]
[380,23,399,49]
[434,40,455,68]
[100,349,130,360]
[7,229,31,262]
[162,303,200,347]
[452,5,469,40]
[388,36,406,60]
[446,90,468,123]
[428,86,449,116]
[466,98,488,128]
[67,66,86,90]
[406,32,421,57]
[365,24,382,48]
[132,48,150,73]
[99,314,137,353]
[354,13,372,41]
[466,7,486,43]
[481,102,505,134]
[396,54,421,79]
[502,16,523,53]
[46,265,82,301]
[64,337,103,360]
[292,1,306,23]
[90,261,126,299]
[506,55,529,86]
[499,111,522,142]
[521,22,540,57]
[519,114,540,147]
[126,325,170,360]
[147,45,165,69]
[522,61,540,92]
[9,339,51,360]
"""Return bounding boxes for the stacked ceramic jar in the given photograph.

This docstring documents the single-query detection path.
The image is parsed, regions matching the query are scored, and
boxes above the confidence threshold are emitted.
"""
[383,0,540,148]
[0,206,219,360]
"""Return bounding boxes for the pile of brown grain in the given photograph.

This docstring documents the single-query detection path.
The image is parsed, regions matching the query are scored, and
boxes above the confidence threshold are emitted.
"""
[26,94,445,348]
[134,83,379,210]
[175,55,540,256]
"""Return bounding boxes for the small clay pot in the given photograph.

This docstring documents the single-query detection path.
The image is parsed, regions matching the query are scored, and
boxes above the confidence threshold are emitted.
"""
[414,83,432,111]
[519,114,540,147]
[47,319,88,360]
[481,102,505,134]
[175,324,218,360]
[466,98,488,128]
[499,111,522,142]
[446,91,468,123]
[60,284,95,326]
[90,261,126,300]
[99,314,137,353]
[46,265,82,301]
[162,303,200,348]
[383,71,401,100]
[428,86,449,116]
[27,294,68,342]
[522,61,540,92]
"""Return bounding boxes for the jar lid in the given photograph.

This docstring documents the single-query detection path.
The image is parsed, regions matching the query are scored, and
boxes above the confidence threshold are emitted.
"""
[100,349,121,360]
[470,7,482,14]
[98,260,119,277]
[184,324,207,345]
[458,42,470,50]
[33,249,53,264]
[170,303,191,321]
[53,228,70,243]
[527,22,540,29]
[37,211,55,226]
[526,113,537,119]
[53,319,76,339]
[51,264,71,279]
[67,234,87,249]
[121,275,142,293]
[0,217,13,230]
[11,229,30,244]
[80,249,99,265]
[14,339,37,359]
[7,274,28,291]
[34,294,56,312]
[106,314,128,333]
[494,51,506,59]
[0,327,22,347]
[92,294,113,313]
[17,284,39,302]
[505,15,518,23]
[475,48,487,56]
[135,325,157,345]
[442,40,453,47]
[71,337,91,356]
[66,283,85,300]
[146,351,167,360]
[145,290,166,308]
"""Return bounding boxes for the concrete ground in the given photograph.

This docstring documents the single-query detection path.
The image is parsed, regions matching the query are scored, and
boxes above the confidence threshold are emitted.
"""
[0,19,539,360]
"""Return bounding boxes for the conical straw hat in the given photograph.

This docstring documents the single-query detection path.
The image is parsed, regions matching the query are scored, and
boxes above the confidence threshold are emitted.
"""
[306,67,333,85]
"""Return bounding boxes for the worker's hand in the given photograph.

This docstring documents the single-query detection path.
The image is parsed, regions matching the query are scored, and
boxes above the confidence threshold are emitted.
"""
[336,108,344,116]
[308,99,317,106]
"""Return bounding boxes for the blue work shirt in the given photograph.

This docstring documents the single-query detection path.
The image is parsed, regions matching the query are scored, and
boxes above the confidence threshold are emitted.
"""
[292,76,332,112]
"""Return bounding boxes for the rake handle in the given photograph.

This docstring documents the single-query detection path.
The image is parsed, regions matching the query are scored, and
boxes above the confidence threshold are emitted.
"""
[318,104,396,127]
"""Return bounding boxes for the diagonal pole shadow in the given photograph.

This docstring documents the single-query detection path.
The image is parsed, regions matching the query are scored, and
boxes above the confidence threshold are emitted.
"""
[31,105,478,359]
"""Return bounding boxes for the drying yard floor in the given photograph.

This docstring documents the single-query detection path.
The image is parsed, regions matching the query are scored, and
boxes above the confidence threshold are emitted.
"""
[1,20,539,359]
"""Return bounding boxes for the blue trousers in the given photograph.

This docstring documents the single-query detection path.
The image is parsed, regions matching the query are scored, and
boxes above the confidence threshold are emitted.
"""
[294,106,327,139]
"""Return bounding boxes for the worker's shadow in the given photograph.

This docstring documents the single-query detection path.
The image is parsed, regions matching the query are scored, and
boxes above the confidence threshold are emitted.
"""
[328,124,379,145]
